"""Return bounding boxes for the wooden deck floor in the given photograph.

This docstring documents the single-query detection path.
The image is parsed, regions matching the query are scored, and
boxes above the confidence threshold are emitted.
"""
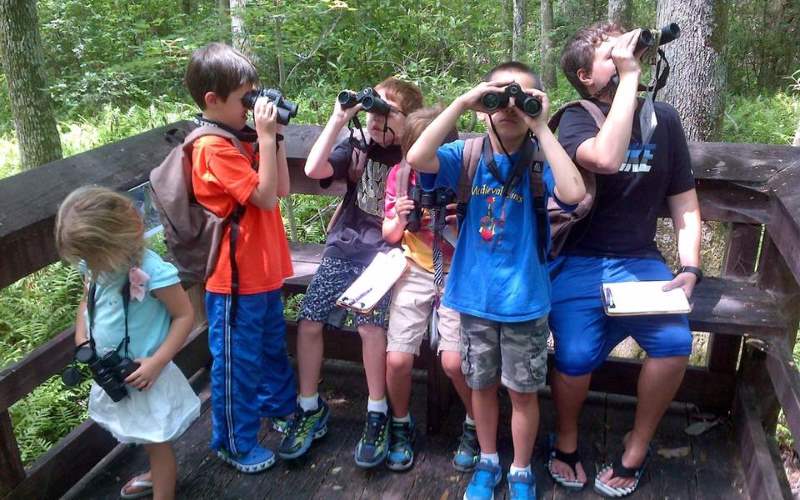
[66,362,748,499]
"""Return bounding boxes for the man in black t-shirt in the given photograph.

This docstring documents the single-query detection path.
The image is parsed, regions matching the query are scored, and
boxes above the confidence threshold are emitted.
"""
[546,23,702,497]
[278,79,422,467]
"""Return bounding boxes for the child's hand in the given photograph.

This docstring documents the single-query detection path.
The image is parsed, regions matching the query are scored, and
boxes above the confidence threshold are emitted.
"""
[445,202,459,227]
[456,80,514,113]
[394,195,415,222]
[511,88,550,132]
[333,92,363,123]
[125,357,167,391]
[613,29,643,78]
[254,98,278,138]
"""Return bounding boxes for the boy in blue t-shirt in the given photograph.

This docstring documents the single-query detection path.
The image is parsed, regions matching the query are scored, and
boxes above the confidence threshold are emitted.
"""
[547,23,701,497]
[407,62,586,500]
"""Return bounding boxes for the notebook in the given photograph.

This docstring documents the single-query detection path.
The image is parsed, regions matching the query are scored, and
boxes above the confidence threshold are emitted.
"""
[336,248,409,314]
[601,281,691,316]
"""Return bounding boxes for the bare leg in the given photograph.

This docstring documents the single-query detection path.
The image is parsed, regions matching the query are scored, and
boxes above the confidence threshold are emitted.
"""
[441,350,473,417]
[144,443,176,500]
[386,351,414,417]
[550,368,591,483]
[296,319,324,397]
[359,324,387,401]
[508,389,539,468]
[599,356,689,489]
[472,384,499,454]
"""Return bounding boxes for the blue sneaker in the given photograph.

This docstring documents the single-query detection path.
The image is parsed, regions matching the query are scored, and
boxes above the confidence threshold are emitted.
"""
[453,421,480,471]
[386,417,416,471]
[216,444,275,473]
[354,411,391,468]
[277,398,330,459]
[507,470,537,500]
[271,415,290,434]
[463,459,502,500]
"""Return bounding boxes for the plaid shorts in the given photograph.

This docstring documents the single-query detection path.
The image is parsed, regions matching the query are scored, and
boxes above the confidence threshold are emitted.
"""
[298,256,391,329]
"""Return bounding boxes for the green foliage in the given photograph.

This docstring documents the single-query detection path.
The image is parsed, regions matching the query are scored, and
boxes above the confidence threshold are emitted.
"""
[722,92,800,144]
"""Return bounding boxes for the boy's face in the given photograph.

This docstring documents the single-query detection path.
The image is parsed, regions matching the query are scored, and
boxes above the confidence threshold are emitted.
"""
[481,69,536,142]
[582,33,621,98]
[365,88,407,148]
[204,83,254,130]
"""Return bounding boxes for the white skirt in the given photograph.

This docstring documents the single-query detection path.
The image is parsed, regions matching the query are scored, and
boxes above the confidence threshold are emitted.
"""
[89,361,201,444]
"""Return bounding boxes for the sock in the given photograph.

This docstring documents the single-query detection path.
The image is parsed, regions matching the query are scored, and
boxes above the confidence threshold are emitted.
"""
[481,452,500,466]
[393,413,411,423]
[510,464,532,475]
[298,394,319,412]
[465,415,476,427]
[367,397,389,415]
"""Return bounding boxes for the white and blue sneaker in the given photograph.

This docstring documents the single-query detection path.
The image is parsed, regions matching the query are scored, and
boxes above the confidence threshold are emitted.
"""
[216,444,275,474]
[463,459,502,500]
[507,469,537,500]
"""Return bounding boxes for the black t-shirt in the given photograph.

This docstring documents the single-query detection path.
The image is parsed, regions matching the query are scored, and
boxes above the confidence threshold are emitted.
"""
[320,139,402,266]
[557,99,696,259]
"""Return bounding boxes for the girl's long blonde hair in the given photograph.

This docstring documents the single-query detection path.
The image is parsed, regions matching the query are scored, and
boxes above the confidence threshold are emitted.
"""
[55,186,145,275]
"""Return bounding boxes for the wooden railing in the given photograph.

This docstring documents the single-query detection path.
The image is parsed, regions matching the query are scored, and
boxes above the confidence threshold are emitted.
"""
[0,121,799,499]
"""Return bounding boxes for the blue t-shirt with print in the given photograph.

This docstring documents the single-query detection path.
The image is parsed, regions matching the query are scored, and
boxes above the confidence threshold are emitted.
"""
[422,138,575,323]
[81,249,180,360]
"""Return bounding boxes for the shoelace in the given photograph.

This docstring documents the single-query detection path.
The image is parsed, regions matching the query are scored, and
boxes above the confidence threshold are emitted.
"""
[459,427,479,454]
[390,423,411,447]
[362,413,386,443]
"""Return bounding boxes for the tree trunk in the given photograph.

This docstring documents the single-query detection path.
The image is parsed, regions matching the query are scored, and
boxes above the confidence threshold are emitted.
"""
[656,0,728,141]
[793,117,800,147]
[540,0,556,90]
[511,0,526,62]
[607,0,631,27]
[217,0,230,43]
[230,0,256,62]
[0,0,62,171]
[182,0,191,15]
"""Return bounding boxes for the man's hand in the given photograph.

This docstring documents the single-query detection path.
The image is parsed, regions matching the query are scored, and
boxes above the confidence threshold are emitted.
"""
[662,271,697,299]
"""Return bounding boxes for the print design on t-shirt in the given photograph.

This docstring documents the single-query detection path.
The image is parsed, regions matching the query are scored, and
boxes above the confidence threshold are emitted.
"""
[619,143,655,173]
[356,158,391,217]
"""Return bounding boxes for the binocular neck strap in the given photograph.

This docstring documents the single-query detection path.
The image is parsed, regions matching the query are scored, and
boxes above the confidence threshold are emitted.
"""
[87,277,132,359]
[348,116,368,151]
[482,121,535,199]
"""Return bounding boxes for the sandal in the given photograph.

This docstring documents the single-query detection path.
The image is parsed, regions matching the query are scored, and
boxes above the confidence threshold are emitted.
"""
[593,449,651,498]
[546,434,586,491]
[119,474,153,499]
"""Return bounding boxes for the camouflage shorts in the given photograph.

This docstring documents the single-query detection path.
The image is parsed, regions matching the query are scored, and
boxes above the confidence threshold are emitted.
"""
[460,314,549,393]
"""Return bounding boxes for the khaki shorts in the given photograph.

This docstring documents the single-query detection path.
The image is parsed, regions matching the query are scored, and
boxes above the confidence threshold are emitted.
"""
[387,260,460,356]
[460,314,549,393]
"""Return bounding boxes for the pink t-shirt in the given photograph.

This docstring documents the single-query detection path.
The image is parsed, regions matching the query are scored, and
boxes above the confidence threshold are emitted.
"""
[384,164,455,273]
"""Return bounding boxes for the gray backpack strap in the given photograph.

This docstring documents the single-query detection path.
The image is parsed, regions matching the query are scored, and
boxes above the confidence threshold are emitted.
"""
[548,99,607,131]
[458,136,483,204]
[183,126,249,160]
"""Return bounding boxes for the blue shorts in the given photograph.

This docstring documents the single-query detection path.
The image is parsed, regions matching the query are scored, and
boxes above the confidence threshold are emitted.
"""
[548,255,692,376]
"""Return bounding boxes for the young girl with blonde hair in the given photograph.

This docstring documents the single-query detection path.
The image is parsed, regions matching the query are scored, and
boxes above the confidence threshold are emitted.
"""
[56,186,200,500]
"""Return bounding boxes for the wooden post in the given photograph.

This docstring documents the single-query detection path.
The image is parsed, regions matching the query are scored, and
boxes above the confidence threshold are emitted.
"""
[707,223,760,375]
[0,411,25,495]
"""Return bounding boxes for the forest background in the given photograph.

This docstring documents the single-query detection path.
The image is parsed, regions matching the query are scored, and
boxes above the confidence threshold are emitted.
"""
[0,0,799,470]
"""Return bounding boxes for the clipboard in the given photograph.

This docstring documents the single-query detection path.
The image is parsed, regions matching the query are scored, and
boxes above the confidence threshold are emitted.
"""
[336,248,409,314]
[602,281,691,316]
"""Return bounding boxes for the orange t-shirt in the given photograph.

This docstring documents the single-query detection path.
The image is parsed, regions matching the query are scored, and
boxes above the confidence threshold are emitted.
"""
[191,135,293,294]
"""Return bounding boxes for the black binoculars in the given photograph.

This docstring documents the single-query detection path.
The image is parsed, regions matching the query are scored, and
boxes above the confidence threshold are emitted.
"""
[481,83,542,118]
[241,88,299,125]
[406,186,456,233]
[337,87,391,115]
[62,342,140,402]
[635,23,681,53]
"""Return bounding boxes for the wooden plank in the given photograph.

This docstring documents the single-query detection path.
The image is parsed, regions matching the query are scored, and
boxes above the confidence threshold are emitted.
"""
[734,383,793,500]
[0,327,75,412]
[766,345,800,459]
[692,180,771,224]
[766,177,800,288]
[8,419,117,500]
[0,411,25,495]
[689,141,799,184]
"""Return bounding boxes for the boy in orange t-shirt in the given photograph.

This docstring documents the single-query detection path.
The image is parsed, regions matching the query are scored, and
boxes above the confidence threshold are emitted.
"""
[185,42,294,473]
